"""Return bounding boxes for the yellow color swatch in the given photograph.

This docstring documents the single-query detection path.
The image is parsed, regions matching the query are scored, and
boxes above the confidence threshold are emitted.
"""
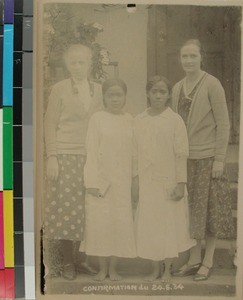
[3,190,14,267]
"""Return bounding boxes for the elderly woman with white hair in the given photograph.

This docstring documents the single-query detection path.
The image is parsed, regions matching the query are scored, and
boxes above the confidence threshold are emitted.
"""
[44,44,103,280]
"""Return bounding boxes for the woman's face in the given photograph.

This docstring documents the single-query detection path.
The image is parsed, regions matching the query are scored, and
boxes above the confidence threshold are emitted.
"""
[180,44,202,74]
[147,81,170,110]
[65,49,91,81]
[104,86,126,114]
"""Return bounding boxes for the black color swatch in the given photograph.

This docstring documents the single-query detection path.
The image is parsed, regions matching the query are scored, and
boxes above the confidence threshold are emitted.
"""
[14,266,25,298]
[13,51,23,87]
[13,162,23,198]
[14,198,23,232]
[14,0,24,14]
[14,233,24,265]
[14,15,23,51]
[13,88,22,125]
[13,126,22,162]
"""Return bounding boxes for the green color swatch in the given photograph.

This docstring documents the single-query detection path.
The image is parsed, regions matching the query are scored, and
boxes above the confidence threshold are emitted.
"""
[3,107,13,189]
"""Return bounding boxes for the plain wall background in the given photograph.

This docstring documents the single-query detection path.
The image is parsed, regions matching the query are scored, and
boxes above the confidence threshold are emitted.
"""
[68,4,148,115]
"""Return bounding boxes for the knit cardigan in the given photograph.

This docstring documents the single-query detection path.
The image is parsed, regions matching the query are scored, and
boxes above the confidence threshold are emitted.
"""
[44,78,103,157]
[171,73,230,162]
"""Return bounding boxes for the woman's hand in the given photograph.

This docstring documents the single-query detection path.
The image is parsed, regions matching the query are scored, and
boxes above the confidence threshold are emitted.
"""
[171,182,185,201]
[212,161,224,179]
[47,156,59,181]
[86,188,102,198]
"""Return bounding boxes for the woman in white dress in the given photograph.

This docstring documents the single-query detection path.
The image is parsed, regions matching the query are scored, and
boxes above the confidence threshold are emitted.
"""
[82,78,136,281]
[134,76,196,281]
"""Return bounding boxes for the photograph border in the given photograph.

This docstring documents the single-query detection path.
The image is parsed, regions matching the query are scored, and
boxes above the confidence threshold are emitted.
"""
[34,0,243,299]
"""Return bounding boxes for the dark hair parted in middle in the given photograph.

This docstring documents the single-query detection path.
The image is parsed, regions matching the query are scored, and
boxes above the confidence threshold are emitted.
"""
[146,75,172,94]
[146,76,172,107]
[102,78,127,96]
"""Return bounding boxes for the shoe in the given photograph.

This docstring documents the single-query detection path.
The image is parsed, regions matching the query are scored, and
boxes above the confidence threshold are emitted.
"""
[62,263,77,281]
[193,265,212,281]
[77,262,97,275]
[172,263,201,277]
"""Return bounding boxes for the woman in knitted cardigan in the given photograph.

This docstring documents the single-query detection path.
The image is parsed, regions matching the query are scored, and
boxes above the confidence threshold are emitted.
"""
[171,39,234,281]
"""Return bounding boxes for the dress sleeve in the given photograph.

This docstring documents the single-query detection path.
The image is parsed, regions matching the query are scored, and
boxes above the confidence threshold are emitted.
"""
[84,114,110,194]
[173,116,189,183]
[44,85,62,157]
[83,114,100,189]
[132,118,139,177]
[208,78,230,162]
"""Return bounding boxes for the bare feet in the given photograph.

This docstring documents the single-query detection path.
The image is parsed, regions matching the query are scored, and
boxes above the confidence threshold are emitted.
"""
[109,268,122,281]
[144,270,160,282]
[78,262,97,275]
[94,257,108,281]
[161,270,172,282]
[94,270,108,281]
[144,261,160,281]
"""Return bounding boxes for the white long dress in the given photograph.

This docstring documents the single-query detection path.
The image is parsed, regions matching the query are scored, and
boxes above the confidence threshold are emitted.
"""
[134,107,196,261]
[81,110,136,258]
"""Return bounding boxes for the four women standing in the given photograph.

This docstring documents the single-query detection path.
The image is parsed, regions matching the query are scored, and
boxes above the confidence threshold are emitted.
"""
[44,40,234,282]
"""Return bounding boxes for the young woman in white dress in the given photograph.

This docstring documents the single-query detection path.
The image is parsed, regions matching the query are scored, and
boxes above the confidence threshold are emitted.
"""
[134,76,196,281]
[82,78,136,281]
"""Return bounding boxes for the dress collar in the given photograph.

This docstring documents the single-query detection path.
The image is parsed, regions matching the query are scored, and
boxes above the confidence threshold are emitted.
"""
[140,107,172,119]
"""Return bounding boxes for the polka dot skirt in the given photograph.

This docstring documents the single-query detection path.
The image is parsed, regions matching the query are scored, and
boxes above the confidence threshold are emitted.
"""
[44,154,86,241]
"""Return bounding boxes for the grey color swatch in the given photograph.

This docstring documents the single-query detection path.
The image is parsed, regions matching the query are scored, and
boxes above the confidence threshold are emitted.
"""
[23,17,33,51]
[22,88,33,125]
[23,125,33,161]
[23,53,33,88]
[23,0,33,16]
[24,232,35,266]
[23,162,33,197]
[23,197,34,232]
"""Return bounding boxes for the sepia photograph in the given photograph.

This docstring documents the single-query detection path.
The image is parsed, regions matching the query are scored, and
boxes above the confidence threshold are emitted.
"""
[34,0,243,298]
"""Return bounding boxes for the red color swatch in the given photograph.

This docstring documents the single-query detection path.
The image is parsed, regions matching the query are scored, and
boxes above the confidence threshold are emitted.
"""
[5,268,15,299]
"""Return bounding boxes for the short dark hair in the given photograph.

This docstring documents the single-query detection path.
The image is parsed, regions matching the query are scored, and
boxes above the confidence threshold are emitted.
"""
[146,75,172,94]
[146,76,172,107]
[102,78,127,96]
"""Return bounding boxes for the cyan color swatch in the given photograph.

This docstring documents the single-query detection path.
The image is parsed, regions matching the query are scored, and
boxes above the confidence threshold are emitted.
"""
[3,25,13,106]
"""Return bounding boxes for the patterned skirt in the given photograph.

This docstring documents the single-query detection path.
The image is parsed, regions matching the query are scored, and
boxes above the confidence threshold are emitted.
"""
[187,157,234,240]
[44,154,86,241]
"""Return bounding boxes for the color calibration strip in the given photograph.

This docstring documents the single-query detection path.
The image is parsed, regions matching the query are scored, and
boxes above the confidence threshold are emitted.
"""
[22,0,35,298]
[13,0,24,298]
[0,0,34,298]
[14,0,35,298]
[1,0,15,299]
